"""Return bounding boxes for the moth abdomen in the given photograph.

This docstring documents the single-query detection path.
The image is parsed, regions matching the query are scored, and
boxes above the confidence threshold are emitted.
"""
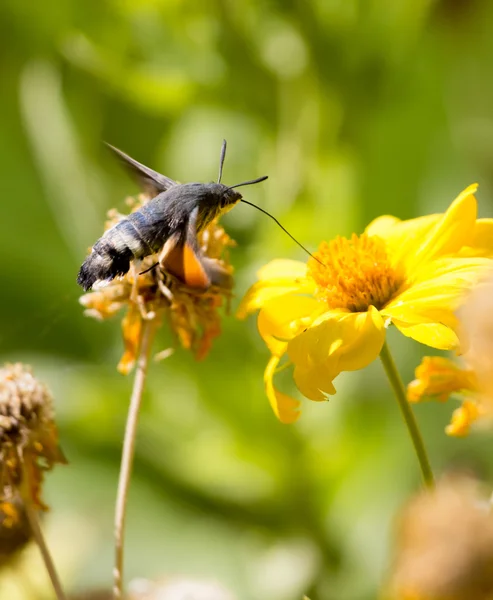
[77,218,151,291]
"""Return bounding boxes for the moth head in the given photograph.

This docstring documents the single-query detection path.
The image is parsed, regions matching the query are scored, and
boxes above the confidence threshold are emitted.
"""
[218,185,243,210]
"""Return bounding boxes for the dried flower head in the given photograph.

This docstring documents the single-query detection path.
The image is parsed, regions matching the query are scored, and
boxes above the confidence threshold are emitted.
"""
[385,476,493,600]
[80,195,236,374]
[0,363,65,515]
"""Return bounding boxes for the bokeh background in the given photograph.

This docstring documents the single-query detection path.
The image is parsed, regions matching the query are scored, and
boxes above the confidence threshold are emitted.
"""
[1,1,493,598]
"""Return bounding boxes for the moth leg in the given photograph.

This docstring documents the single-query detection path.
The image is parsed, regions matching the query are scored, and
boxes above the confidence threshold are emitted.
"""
[136,295,155,321]
[157,277,174,304]
[139,262,159,275]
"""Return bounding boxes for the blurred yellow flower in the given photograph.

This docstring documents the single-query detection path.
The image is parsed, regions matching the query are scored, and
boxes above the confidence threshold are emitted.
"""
[407,357,487,437]
[239,184,493,423]
[407,357,478,403]
[458,268,493,405]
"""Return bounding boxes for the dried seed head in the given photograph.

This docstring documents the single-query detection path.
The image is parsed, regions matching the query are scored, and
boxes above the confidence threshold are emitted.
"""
[385,476,493,600]
[0,363,65,513]
[80,195,236,373]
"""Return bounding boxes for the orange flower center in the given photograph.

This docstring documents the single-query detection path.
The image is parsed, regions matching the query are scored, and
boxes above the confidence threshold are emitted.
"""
[308,233,402,312]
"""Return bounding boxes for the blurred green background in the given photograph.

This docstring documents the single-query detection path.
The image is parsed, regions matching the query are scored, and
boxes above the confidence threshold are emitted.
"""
[1,0,493,598]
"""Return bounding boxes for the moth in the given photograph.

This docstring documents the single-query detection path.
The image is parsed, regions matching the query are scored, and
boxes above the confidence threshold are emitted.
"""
[77,141,268,292]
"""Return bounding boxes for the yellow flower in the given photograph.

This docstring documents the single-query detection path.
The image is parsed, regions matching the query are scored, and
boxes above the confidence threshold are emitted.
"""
[239,184,493,423]
[80,195,235,374]
[407,356,486,437]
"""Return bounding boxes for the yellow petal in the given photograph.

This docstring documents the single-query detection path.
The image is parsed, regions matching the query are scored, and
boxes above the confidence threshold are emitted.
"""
[365,214,402,237]
[237,260,313,319]
[382,257,491,328]
[460,218,493,257]
[392,320,459,350]
[257,259,307,280]
[257,295,321,356]
[407,356,477,403]
[287,307,385,400]
[366,214,440,269]
[286,310,348,368]
[337,308,386,372]
[118,304,142,375]
[411,256,492,284]
[293,365,336,401]
[409,184,478,269]
[264,356,301,423]
[445,399,480,437]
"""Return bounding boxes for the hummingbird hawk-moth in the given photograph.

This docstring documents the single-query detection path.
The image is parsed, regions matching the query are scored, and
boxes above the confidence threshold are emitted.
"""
[77,141,268,292]
[77,140,318,292]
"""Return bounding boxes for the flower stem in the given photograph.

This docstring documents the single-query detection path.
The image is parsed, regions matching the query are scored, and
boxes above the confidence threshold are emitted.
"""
[113,319,155,600]
[20,464,67,600]
[379,340,434,488]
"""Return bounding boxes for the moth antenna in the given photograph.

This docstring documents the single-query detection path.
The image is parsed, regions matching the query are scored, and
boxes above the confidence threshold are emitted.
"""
[218,139,227,183]
[240,199,323,265]
[229,175,268,189]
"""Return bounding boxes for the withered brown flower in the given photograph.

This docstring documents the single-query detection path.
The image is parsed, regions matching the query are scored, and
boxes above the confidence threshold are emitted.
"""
[0,495,31,567]
[79,195,236,374]
[0,363,65,516]
[385,476,493,600]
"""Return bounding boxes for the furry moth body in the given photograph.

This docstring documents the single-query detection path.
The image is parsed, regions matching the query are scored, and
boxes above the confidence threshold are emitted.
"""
[77,142,267,292]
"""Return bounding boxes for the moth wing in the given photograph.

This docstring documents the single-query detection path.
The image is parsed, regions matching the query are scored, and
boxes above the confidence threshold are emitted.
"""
[159,207,210,290]
[105,143,177,196]
[200,257,233,289]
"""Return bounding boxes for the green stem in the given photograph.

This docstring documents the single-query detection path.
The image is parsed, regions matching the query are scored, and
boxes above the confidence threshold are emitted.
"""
[113,320,156,600]
[20,461,67,600]
[379,340,434,488]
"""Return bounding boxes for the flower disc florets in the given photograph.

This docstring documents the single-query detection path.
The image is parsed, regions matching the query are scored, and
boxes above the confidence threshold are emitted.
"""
[0,363,65,513]
[80,195,236,373]
[308,233,403,311]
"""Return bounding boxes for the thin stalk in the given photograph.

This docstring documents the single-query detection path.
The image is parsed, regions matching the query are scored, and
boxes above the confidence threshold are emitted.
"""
[113,320,155,600]
[379,340,434,489]
[20,463,67,600]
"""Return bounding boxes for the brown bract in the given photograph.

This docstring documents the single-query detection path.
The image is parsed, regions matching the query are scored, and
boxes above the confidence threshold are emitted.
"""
[0,363,65,516]
[79,195,236,374]
[385,476,493,600]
